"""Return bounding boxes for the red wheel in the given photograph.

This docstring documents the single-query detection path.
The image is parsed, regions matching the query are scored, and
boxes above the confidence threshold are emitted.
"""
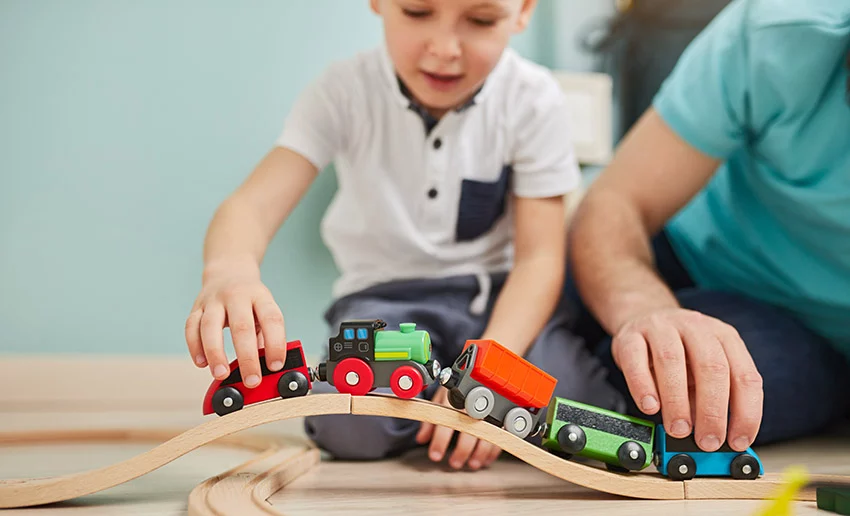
[390,365,424,399]
[332,358,374,396]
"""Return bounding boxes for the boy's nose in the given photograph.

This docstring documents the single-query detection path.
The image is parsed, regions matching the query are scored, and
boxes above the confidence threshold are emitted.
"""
[427,32,462,61]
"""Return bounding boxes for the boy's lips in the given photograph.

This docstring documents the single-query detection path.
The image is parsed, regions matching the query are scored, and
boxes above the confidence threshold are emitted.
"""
[421,70,464,92]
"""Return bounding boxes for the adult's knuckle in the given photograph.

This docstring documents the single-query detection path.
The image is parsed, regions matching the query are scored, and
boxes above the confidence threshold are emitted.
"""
[700,410,727,425]
[647,312,669,329]
[698,359,730,379]
[656,347,684,365]
[678,310,704,326]
[736,370,764,389]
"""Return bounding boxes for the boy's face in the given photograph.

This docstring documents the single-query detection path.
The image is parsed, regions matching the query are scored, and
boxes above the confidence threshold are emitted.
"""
[371,0,536,117]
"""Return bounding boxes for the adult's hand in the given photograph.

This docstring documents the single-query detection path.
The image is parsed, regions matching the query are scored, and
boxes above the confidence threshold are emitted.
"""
[612,307,763,452]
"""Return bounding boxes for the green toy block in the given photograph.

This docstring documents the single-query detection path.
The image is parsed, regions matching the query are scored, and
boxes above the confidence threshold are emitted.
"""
[817,487,850,515]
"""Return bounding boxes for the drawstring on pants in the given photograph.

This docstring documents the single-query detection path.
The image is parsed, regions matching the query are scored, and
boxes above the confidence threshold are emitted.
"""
[469,270,491,316]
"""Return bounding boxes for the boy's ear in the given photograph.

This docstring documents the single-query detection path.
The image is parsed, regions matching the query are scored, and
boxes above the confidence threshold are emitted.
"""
[370,0,381,15]
[514,0,538,32]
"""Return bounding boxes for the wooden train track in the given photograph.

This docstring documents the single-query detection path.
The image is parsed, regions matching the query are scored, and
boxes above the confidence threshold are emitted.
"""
[1,392,847,509]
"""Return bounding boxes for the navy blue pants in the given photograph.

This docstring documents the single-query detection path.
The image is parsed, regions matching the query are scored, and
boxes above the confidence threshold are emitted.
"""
[304,273,627,460]
[568,231,850,446]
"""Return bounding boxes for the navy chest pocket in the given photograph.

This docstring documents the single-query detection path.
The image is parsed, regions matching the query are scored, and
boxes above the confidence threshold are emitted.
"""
[455,165,512,242]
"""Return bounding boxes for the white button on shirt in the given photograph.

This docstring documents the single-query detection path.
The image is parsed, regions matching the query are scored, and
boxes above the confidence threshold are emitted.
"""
[276,44,581,311]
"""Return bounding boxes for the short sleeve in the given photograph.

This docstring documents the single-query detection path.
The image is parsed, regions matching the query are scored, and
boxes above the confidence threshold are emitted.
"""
[509,78,582,198]
[652,1,751,159]
[275,64,350,171]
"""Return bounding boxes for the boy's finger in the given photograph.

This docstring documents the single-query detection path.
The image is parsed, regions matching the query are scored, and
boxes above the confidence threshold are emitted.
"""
[200,304,228,379]
[468,441,492,470]
[449,433,477,469]
[428,425,454,462]
[646,322,691,438]
[485,445,502,466]
[254,296,286,371]
[613,330,659,414]
[416,422,434,444]
[185,309,206,367]
[226,301,261,388]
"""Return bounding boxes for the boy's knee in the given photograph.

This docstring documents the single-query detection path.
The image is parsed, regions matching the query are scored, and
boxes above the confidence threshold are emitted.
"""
[303,384,420,460]
[304,412,419,460]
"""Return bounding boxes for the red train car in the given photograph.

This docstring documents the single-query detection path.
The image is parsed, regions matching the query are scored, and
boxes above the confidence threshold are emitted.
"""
[202,340,312,416]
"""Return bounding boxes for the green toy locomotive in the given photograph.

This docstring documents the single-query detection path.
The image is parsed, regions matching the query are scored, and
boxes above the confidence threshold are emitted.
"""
[316,319,441,398]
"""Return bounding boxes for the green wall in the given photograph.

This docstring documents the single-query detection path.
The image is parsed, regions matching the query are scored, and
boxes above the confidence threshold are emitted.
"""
[0,1,549,357]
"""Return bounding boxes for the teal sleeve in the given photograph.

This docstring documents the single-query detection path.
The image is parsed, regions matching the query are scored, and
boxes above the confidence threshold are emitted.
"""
[651,1,751,159]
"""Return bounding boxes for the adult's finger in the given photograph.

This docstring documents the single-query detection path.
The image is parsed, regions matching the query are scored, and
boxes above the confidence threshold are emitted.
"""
[225,300,261,388]
[681,323,730,452]
[185,308,206,367]
[449,433,478,469]
[717,324,763,451]
[613,330,659,414]
[200,304,228,379]
[254,293,286,371]
[645,318,691,438]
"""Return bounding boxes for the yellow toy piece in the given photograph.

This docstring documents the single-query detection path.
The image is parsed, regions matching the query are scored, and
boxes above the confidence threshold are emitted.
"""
[753,465,810,516]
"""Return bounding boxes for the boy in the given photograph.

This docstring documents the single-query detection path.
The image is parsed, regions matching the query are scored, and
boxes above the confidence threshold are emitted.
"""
[185,0,625,470]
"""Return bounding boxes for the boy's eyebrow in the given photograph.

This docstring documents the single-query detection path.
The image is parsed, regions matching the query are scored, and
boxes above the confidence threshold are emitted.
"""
[466,0,511,15]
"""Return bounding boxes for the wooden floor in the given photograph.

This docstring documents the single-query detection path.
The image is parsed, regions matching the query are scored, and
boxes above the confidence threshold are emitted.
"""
[1,355,848,515]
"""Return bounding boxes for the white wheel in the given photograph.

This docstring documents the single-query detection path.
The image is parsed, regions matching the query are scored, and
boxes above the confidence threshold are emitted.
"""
[504,407,533,439]
[464,386,495,419]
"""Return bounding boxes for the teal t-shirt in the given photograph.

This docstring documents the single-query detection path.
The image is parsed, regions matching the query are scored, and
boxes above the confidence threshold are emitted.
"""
[653,0,850,357]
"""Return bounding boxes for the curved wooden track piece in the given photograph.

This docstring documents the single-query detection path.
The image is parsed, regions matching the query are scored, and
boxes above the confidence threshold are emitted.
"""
[187,446,320,516]
[353,394,683,500]
[0,393,349,509]
[2,392,848,509]
[353,394,850,502]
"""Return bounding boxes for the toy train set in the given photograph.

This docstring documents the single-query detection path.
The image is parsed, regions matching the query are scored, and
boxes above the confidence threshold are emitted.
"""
[201,318,764,482]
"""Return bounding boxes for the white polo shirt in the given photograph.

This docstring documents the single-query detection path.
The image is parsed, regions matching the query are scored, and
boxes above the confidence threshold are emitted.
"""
[276,44,581,312]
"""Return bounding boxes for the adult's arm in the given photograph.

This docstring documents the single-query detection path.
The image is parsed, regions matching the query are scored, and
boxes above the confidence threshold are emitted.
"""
[569,108,763,453]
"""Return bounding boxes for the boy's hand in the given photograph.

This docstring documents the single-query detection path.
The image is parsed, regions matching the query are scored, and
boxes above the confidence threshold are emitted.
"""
[611,307,763,453]
[415,387,502,470]
[185,262,287,388]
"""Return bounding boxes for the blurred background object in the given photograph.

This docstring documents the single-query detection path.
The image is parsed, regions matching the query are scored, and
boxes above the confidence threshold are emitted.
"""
[0,0,730,358]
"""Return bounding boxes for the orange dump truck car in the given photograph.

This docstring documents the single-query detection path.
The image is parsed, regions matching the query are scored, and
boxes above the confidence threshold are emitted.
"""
[438,339,557,439]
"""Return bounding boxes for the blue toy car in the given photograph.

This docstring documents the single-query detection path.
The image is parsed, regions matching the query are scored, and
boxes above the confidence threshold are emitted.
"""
[653,424,764,480]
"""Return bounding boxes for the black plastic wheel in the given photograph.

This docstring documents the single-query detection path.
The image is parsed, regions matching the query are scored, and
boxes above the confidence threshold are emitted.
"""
[278,371,310,399]
[557,424,586,454]
[730,454,760,480]
[212,386,244,416]
[617,441,647,471]
[448,389,465,410]
[667,453,696,481]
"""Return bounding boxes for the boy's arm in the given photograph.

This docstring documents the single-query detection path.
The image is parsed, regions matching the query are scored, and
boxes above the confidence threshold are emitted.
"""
[479,194,567,355]
[186,147,318,384]
[569,108,763,452]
